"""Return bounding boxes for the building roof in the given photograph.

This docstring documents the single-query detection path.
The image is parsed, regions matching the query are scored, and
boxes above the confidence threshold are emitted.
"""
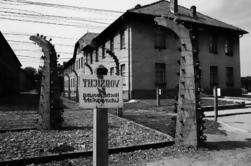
[63,32,98,69]
[0,31,22,67]
[78,32,99,51]
[127,0,248,34]
[94,0,247,43]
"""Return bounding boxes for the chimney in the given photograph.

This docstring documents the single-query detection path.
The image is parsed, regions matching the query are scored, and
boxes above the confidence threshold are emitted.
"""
[190,5,197,17]
[170,0,178,14]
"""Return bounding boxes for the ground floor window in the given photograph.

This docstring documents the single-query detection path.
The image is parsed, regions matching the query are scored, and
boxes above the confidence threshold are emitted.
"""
[226,67,234,87]
[120,64,126,86]
[155,63,166,88]
[210,66,218,86]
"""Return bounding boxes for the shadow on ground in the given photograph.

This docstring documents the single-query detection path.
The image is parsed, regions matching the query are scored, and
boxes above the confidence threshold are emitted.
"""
[202,138,251,150]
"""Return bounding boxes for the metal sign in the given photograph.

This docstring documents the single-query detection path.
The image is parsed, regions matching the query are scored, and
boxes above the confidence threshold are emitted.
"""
[79,74,123,108]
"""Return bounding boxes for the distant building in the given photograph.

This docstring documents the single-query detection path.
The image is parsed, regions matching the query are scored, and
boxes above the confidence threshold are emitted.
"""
[63,33,98,100]
[0,31,21,96]
[63,0,248,100]
[241,77,251,92]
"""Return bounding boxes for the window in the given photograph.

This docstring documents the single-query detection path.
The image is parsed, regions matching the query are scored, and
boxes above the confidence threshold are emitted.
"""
[155,27,166,49]
[226,67,234,87]
[120,64,126,86]
[81,57,83,68]
[210,66,218,86]
[155,63,166,87]
[120,29,125,49]
[95,48,99,62]
[110,37,114,52]
[225,37,233,56]
[110,67,114,75]
[90,51,93,64]
[102,44,105,59]
[209,34,217,54]
[86,54,89,64]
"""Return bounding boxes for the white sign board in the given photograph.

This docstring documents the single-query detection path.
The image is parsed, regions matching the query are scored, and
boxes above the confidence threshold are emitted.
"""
[213,88,221,97]
[79,74,123,108]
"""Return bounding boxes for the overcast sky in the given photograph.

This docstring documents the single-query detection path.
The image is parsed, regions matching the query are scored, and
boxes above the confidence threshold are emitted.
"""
[0,0,250,76]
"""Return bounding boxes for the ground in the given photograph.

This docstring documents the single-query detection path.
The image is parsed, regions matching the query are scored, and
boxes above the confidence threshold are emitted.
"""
[1,94,251,165]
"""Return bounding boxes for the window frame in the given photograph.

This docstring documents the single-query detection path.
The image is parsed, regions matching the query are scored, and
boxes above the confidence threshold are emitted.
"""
[154,26,166,50]
[120,29,126,49]
[225,36,233,56]
[95,48,99,62]
[210,66,219,87]
[226,67,234,87]
[102,44,105,59]
[155,63,166,88]
[209,34,218,54]
[110,37,114,52]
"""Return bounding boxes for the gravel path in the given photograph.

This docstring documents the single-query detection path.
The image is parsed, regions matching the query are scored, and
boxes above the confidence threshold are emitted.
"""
[0,109,172,161]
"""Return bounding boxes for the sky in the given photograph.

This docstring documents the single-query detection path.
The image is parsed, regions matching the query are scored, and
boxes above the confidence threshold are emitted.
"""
[0,0,250,76]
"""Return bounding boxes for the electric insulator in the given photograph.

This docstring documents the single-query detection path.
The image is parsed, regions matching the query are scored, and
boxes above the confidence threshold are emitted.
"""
[181,68,186,74]
[177,59,181,65]
[181,56,185,61]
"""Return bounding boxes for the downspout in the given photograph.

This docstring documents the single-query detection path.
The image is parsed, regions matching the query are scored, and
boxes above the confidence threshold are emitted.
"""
[128,25,132,100]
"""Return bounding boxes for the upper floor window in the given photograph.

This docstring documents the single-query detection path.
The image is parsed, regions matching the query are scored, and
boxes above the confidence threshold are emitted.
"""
[110,37,114,52]
[210,66,218,86]
[81,57,83,68]
[110,67,114,76]
[225,37,233,56]
[102,44,105,59]
[120,64,126,86]
[155,63,166,87]
[95,48,99,62]
[209,34,218,54]
[120,29,126,49]
[226,67,234,87]
[86,54,89,64]
[155,27,166,50]
[90,51,93,64]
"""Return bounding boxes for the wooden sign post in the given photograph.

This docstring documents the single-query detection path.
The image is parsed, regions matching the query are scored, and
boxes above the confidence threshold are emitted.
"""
[78,66,123,166]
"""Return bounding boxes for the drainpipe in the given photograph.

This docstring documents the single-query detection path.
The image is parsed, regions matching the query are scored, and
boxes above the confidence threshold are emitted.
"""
[128,25,132,100]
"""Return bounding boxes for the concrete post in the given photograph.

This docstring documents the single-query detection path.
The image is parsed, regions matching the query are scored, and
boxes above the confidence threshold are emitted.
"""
[214,86,218,122]
[93,67,108,166]
[93,108,108,166]
[156,88,160,107]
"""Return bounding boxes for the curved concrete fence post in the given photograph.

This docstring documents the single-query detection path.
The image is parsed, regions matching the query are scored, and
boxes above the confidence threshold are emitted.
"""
[155,16,203,148]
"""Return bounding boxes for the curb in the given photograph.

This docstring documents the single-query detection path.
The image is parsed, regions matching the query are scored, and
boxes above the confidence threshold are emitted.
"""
[202,103,245,112]
[0,141,174,166]
[109,113,174,141]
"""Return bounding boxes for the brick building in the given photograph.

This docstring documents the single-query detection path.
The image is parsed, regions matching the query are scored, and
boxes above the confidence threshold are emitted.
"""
[0,31,21,96]
[63,0,248,100]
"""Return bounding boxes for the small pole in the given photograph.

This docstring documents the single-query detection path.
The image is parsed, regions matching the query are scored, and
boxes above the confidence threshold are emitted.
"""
[214,86,218,122]
[117,107,123,117]
[93,67,108,166]
[157,88,160,107]
[93,108,108,166]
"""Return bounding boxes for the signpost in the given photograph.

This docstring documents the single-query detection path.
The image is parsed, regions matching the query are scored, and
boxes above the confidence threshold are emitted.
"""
[79,69,123,166]
[79,74,123,109]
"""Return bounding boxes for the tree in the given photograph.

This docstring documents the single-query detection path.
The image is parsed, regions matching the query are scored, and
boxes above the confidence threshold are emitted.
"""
[23,66,37,90]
